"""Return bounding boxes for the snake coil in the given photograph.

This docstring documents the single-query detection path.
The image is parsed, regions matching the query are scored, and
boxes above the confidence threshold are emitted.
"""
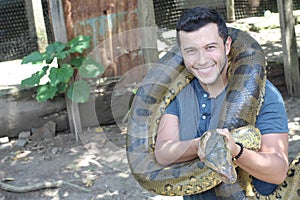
[126,28,300,199]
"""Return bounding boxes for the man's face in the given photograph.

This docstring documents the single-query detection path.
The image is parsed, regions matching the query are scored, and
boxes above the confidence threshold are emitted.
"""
[179,23,231,87]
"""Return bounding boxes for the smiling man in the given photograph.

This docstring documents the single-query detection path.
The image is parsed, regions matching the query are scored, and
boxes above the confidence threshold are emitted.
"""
[154,7,289,199]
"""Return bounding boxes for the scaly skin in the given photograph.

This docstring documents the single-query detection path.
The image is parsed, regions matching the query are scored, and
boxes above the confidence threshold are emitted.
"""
[126,28,300,199]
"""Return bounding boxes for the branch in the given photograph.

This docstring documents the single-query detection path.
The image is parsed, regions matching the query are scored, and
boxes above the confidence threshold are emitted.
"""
[0,180,90,193]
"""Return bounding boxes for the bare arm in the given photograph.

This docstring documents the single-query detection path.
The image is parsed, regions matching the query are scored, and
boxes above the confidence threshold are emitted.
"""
[155,114,289,184]
[155,112,289,185]
[154,114,200,165]
[221,130,289,184]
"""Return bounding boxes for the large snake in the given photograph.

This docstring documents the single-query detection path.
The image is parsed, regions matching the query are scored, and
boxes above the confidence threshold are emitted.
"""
[126,28,300,199]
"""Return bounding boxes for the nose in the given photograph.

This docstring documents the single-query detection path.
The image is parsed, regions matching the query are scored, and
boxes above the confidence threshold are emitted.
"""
[193,50,208,69]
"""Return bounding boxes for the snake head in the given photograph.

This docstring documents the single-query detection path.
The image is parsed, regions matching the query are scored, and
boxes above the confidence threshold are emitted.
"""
[199,130,237,184]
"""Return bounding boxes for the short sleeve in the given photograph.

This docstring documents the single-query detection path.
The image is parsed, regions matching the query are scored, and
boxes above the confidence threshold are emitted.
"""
[165,97,179,116]
[256,80,289,135]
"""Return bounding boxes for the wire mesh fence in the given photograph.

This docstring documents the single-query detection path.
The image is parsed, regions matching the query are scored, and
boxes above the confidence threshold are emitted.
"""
[154,0,300,29]
[0,0,300,62]
[0,0,54,62]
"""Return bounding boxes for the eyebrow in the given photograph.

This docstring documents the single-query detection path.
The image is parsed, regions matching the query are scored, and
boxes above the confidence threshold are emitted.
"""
[206,42,219,46]
[183,42,219,51]
[182,47,195,51]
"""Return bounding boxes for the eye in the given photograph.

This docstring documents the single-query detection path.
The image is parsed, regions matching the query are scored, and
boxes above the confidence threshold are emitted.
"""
[206,45,216,51]
[184,48,196,55]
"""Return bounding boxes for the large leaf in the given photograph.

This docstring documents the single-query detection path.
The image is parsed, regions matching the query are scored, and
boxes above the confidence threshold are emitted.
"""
[44,41,66,63]
[56,82,68,93]
[78,57,104,78]
[21,52,44,64]
[71,56,85,68]
[21,66,49,88]
[36,83,57,102]
[67,35,91,53]
[67,80,90,103]
[49,64,74,86]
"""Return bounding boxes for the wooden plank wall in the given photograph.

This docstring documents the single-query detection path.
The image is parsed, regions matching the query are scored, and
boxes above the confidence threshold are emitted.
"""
[61,0,145,77]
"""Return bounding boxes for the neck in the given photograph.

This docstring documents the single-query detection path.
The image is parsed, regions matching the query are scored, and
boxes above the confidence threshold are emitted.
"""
[201,68,228,98]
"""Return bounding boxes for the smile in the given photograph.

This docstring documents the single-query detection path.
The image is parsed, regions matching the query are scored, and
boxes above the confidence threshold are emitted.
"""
[194,64,215,75]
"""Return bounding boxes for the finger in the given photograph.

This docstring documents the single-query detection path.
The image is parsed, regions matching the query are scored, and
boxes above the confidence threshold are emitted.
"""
[218,129,230,141]
[217,129,226,136]
[223,128,230,133]
[216,128,223,134]
[197,149,205,161]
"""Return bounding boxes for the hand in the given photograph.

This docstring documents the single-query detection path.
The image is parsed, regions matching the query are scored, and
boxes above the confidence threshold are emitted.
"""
[217,128,241,158]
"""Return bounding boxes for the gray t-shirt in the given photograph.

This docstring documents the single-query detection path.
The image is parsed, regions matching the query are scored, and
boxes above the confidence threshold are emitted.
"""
[165,78,289,197]
[165,78,289,141]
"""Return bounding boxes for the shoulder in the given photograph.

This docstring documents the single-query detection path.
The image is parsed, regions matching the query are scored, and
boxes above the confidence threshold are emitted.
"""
[165,78,201,116]
[256,80,289,134]
[262,80,287,113]
[264,80,285,103]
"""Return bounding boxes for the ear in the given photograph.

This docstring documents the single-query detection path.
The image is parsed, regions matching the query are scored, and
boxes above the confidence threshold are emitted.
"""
[225,36,232,56]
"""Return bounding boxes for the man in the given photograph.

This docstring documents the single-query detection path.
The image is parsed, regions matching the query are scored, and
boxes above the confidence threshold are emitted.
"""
[154,7,289,199]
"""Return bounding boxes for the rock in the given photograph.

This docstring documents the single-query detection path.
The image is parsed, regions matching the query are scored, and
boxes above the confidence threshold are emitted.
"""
[18,131,31,140]
[0,136,9,144]
[0,87,68,138]
[43,121,56,136]
[15,139,27,147]
[30,127,52,141]
[0,142,13,150]
[30,121,56,141]
[0,137,13,150]
[51,147,58,155]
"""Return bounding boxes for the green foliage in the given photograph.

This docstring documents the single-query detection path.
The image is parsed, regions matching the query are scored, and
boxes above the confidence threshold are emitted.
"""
[21,35,104,103]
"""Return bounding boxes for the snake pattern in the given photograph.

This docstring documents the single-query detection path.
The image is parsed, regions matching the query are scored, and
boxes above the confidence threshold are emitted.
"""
[126,28,300,199]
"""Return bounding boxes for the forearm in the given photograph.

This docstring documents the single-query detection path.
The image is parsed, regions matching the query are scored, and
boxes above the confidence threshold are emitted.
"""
[155,114,201,165]
[220,130,289,185]
[155,138,199,165]
[234,148,288,184]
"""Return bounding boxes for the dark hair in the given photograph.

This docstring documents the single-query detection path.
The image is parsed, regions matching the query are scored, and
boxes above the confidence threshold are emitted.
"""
[176,7,228,44]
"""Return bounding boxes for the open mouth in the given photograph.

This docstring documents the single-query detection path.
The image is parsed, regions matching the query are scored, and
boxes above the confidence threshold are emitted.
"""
[196,64,215,75]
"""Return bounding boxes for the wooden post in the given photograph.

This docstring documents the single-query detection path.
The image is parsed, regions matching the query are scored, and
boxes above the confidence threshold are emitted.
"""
[48,0,82,141]
[25,0,48,52]
[137,0,158,64]
[277,0,300,97]
[226,0,235,22]
[48,0,67,43]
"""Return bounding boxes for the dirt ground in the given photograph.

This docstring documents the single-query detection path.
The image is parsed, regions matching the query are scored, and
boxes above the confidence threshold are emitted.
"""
[0,97,300,200]
[1,17,300,200]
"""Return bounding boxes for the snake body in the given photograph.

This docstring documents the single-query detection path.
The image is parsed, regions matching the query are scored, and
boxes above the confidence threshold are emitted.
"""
[126,28,300,198]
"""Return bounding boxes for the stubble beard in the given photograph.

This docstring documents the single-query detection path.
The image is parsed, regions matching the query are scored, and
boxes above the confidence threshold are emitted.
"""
[195,55,228,87]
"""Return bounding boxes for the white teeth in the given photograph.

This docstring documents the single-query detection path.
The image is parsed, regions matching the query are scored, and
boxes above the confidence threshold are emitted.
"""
[197,65,214,74]
[199,67,211,73]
